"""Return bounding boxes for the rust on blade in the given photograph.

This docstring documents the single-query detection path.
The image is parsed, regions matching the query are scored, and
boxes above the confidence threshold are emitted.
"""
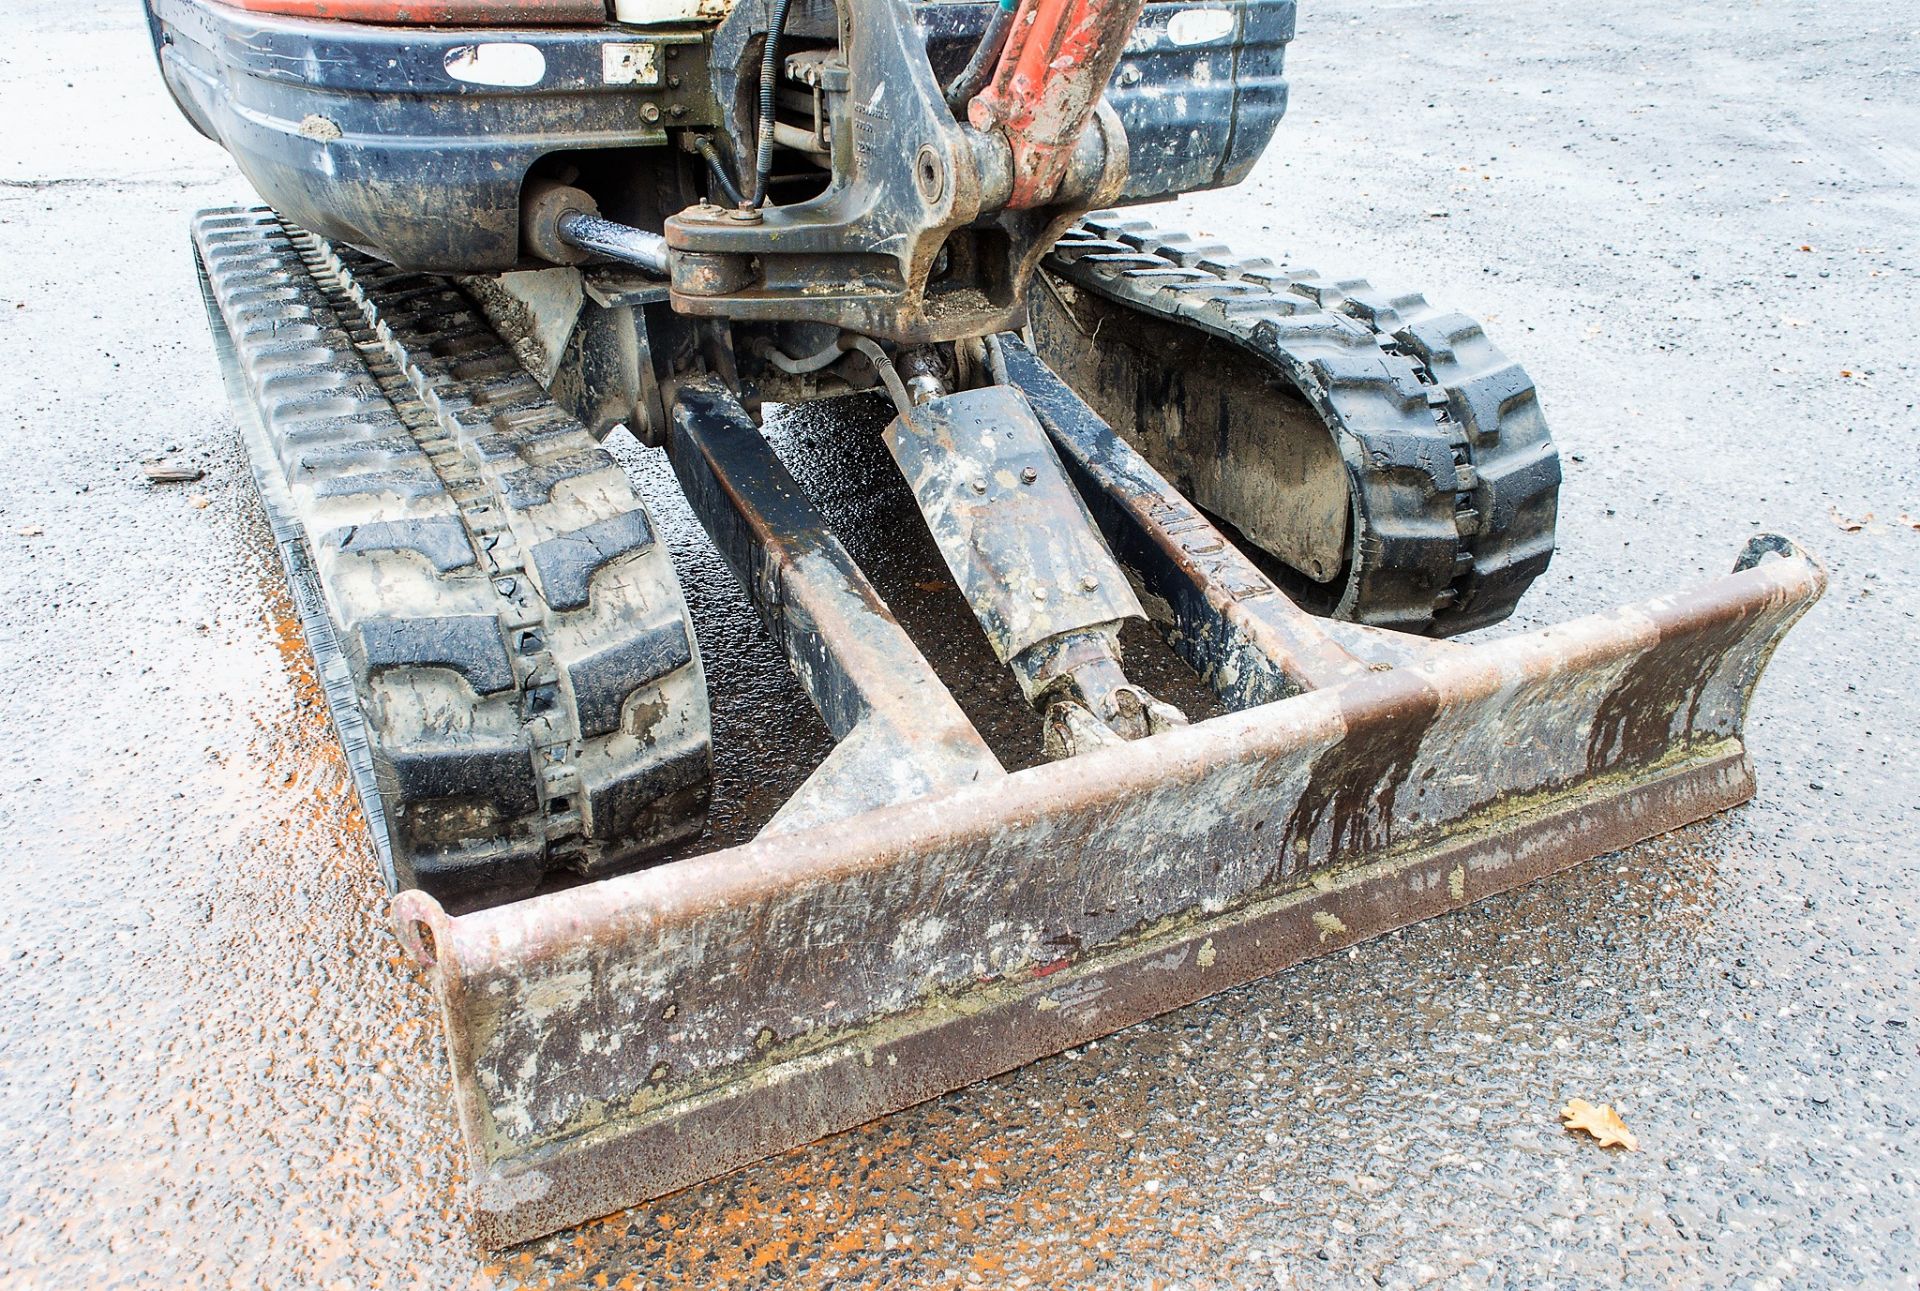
[392,539,1823,1249]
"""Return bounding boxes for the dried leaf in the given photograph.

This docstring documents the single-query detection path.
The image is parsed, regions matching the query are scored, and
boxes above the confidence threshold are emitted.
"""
[1829,506,1871,533]
[1897,513,1920,532]
[1561,1098,1639,1151]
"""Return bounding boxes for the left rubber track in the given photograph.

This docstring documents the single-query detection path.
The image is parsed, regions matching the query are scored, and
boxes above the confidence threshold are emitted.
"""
[193,208,711,910]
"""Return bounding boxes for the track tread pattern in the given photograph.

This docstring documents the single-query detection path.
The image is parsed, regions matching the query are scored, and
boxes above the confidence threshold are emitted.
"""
[193,207,710,908]
[1044,214,1560,634]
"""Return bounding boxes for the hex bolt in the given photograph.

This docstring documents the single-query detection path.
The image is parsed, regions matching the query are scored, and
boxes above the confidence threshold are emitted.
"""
[668,74,682,88]
[669,104,687,118]
[1081,574,1099,591]
[1020,466,1039,484]
[641,102,662,123]
[972,478,988,494]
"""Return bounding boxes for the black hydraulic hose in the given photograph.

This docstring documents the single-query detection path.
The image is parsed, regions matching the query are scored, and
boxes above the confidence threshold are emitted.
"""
[945,0,1019,116]
[691,134,747,209]
[750,0,796,209]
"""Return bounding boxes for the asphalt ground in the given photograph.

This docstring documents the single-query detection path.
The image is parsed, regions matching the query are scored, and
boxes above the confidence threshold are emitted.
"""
[1,0,1915,1286]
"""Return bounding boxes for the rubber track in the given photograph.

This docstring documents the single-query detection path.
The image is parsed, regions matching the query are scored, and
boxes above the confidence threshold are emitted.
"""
[1268,266,1561,633]
[193,208,710,909]
[1043,214,1560,635]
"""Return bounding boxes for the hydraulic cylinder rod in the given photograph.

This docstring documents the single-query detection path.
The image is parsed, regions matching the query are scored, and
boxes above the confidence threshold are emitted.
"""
[555,212,670,276]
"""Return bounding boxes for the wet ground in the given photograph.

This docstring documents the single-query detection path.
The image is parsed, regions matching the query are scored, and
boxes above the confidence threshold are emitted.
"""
[2,0,1916,1285]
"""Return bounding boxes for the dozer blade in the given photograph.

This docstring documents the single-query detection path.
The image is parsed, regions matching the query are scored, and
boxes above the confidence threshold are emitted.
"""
[391,356,1823,1249]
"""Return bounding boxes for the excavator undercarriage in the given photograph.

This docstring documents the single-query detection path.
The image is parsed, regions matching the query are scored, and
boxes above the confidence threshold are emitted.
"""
[157,0,1823,1247]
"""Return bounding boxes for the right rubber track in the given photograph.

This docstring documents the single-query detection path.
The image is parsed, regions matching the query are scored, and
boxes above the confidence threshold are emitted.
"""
[193,208,710,909]
[1042,214,1561,635]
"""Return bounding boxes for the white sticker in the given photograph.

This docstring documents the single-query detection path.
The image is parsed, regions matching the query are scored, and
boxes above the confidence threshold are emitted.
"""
[1166,8,1235,46]
[444,43,547,88]
[602,42,661,87]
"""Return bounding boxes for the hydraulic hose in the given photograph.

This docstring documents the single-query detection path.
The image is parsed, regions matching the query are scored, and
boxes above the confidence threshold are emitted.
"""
[750,0,796,209]
[766,337,850,375]
[945,0,1019,116]
[841,336,913,413]
[769,337,916,413]
[691,134,748,209]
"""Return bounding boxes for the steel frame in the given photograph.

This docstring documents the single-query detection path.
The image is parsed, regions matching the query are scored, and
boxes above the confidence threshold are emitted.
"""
[393,357,1824,1248]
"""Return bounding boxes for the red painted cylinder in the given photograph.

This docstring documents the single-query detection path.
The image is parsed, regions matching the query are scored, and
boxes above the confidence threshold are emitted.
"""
[967,0,1145,207]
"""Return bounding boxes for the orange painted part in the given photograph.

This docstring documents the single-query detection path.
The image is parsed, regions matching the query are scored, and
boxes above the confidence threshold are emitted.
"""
[968,0,1145,207]
[1002,0,1068,130]
[212,0,606,25]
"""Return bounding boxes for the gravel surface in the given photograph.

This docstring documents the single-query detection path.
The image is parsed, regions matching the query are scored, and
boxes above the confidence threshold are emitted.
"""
[1,0,1915,1286]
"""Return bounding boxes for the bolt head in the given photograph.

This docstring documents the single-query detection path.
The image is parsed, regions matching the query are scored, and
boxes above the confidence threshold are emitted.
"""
[1020,466,1039,484]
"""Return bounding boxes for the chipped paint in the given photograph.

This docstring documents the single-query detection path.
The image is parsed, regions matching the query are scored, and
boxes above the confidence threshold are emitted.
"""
[296,114,340,142]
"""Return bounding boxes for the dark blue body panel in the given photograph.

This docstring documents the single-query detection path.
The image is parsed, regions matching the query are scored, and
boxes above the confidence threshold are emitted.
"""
[147,0,1292,272]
